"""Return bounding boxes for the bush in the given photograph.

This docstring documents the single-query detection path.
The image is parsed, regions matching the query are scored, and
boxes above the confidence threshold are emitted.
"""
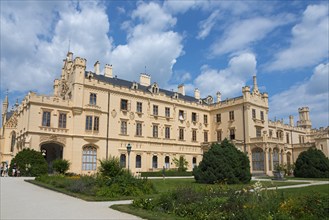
[294,148,329,178]
[173,156,188,172]
[140,170,193,177]
[98,156,123,178]
[193,139,251,184]
[52,159,70,174]
[9,148,48,176]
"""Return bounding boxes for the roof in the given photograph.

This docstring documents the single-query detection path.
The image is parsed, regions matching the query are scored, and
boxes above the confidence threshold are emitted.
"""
[88,72,202,104]
[6,111,14,121]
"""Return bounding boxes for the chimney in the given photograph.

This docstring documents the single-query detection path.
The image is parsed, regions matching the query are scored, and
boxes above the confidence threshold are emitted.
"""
[289,115,294,127]
[67,52,73,61]
[216,91,221,103]
[140,73,151,86]
[104,64,113,78]
[252,75,259,92]
[178,84,185,96]
[94,61,100,75]
[194,88,200,99]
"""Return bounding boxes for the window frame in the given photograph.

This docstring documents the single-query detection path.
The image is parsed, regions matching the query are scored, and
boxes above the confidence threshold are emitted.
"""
[179,127,184,140]
[85,115,93,131]
[136,122,142,136]
[136,102,143,113]
[58,113,67,128]
[165,107,170,118]
[136,155,142,168]
[153,124,158,138]
[121,120,127,135]
[153,105,158,116]
[192,129,197,142]
[229,111,235,121]
[216,113,221,123]
[42,111,51,127]
[203,114,208,124]
[204,131,208,143]
[165,126,170,139]
[93,116,99,131]
[89,93,97,105]
[82,146,97,171]
[230,128,235,140]
[121,99,128,111]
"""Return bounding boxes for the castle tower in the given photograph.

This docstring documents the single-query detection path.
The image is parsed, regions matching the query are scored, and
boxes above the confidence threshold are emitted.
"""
[2,93,9,132]
[297,107,312,129]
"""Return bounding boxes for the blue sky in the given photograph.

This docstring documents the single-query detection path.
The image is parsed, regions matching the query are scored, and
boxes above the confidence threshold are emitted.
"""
[0,0,328,128]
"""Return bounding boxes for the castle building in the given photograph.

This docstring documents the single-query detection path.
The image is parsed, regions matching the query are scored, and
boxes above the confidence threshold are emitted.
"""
[1,52,328,175]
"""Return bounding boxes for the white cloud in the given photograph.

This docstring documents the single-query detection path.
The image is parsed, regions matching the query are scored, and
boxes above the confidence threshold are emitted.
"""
[0,1,113,94]
[210,16,288,56]
[163,0,204,14]
[193,53,257,98]
[267,4,329,71]
[269,63,329,128]
[197,9,220,39]
[110,2,183,85]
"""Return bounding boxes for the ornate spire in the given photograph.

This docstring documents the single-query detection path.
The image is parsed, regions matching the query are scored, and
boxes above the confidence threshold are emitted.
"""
[252,75,259,93]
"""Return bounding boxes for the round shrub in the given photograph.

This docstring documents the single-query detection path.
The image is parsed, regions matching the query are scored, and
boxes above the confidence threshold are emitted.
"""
[52,159,71,174]
[98,156,123,178]
[9,148,48,176]
[193,139,251,184]
[294,148,329,178]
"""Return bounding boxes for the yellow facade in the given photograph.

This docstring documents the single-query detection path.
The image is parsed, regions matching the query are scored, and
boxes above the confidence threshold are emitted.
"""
[1,52,328,175]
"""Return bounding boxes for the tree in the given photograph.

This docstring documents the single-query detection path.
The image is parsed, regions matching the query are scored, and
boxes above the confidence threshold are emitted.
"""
[9,148,48,176]
[294,148,329,178]
[173,156,188,172]
[193,139,251,184]
[99,156,123,178]
[52,159,71,174]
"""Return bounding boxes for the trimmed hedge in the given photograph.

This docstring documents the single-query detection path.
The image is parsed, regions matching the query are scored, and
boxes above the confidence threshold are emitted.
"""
[140,170,193,177]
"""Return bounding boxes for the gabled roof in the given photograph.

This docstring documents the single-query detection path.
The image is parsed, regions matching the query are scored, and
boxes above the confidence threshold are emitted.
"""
[6,111,14,121]
[88,72,202,104]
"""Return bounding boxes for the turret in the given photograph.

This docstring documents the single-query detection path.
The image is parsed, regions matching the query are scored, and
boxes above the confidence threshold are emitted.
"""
[289,115,294,127]
[297,107,312,129]
[178,84,185,96]
[194,88,200,100]
[2,93,9,128]
[252,75,259,93]
[216,91,221,103]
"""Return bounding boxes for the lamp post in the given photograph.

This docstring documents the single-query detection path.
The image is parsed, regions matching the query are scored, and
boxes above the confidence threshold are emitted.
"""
[126,143,132,173]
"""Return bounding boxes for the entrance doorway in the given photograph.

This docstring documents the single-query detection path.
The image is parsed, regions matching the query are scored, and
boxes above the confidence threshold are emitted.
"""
[40,142,63,173]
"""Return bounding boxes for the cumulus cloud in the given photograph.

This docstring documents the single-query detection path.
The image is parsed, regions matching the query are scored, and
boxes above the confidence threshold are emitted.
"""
[193,53,257,98]
[0,1,112,94]
[210,16,290,56]
[267,4,329,71]
[110,2,183,85]
[269,63,329,128]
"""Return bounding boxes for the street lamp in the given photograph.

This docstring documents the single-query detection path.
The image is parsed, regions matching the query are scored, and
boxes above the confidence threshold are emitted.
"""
[126,143,132,172]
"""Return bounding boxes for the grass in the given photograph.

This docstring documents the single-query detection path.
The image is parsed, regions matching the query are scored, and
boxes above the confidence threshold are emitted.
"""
[111,204,187,220]
[278,184,329,196]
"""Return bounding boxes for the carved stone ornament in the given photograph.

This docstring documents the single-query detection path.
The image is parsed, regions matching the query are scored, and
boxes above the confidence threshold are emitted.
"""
[111,109,117,118]
[60,80,69,97]
[129,112,135,120]
[40,135,66,146]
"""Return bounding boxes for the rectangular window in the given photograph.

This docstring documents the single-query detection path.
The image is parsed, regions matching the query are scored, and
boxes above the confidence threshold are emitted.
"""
[85,116,93,130]
[58,113,67,128]
[256,128,262,137]
[179,128,184,140]
[153,125,158,138]
[230,128,235,140]
[179,110,185,120]
[286,133,290,143]
[216,113,221,123]
[252,109,256,119]
[165,126,170,139]
[89,93,97,105]
[121,99,128,111]
[217,130,222,142]
[229,111,235,121]
[121,121,127,135]
[192,112,197,122]
[204,131,208,143]
[269,130,273,137]
[42,111,51,127]
[136,122,142,136]
[136,102,143,113]
[94,116,99,131]
[153,105,158,116]
[165,107,170,118]
[204,115,208,124]
[192,129,197,141]
[260,111,264,121]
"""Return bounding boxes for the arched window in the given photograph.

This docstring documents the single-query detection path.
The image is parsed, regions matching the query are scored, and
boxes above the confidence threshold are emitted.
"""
[273,148,279,168]
[136,155,141,168]
[286,152,291,166]
[192,157,197,168]
[120,154,126,168]
[82,146,97,171]
[10,132,16,152]
[268,149,272,171]
[252,147,264,171]
[280,150,284,165]
[165,156,170,169]
[152,155,158,169]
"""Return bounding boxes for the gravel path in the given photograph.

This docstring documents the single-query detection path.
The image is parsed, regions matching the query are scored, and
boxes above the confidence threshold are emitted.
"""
[0,177,140,220]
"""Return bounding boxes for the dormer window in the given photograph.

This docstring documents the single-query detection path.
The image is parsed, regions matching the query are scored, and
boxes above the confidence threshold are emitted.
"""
[206,96,213,104]
[131,82,138,90]
[173,93,179,99]
[151,83,159,94]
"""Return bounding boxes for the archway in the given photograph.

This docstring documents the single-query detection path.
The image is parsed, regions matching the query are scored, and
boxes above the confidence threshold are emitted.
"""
[252,147,264,171]
[40,142,63,173]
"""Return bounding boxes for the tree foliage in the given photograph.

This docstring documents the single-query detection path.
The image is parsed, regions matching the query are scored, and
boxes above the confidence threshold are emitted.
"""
[9,148,48,176]
[52,159,71,174]
[173,156,188,172]
[294,148,329,178]
[98,156,123,178]
[193,139,251,184]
